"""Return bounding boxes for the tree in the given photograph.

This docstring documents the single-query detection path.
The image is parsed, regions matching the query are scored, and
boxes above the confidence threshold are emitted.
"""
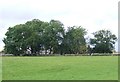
[90,30,117,53]
[3,19,65,56]
[3,24,29,55]
[25,19,44,55]
[63,26,87,54]
[3,19,44,56]
[43,20,65,54]
[3,19,88,56]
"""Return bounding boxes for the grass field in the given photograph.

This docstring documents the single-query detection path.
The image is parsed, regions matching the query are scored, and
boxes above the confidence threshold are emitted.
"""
[2,56,118,80]
[0,57,2,82]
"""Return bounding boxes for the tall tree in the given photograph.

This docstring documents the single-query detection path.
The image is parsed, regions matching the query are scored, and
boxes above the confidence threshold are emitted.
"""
[25,19,44,55]
[63,26,87,54]
[3,19,88,56]
[44,20,65,54]
[3,19,44,56]
[90,30,117,53]
[3,24,29,55]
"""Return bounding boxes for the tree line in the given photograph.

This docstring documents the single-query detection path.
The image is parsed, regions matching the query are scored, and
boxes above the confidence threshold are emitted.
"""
[3,19,117,56]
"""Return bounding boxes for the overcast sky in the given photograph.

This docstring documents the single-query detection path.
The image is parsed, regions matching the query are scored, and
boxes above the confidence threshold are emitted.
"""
[0,0,119,52]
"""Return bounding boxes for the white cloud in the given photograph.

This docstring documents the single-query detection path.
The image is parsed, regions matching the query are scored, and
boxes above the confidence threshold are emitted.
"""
[0,0,119,51]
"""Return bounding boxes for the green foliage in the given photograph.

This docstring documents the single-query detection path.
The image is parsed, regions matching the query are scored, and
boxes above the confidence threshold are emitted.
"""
[3,19,117,55]
[63,26,87,54]
[3,24,28,55]
[44,20,64,54]
[90,30,117,53]
[3,19,65,55]
[3,19,43,55]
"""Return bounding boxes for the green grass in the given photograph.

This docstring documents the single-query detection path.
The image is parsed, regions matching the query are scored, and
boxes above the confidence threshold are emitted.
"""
[2,56,118,80]
[0,57,2,82]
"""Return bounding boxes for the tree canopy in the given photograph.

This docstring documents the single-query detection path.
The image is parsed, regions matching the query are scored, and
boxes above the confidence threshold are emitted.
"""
[3,19,117,56]
[62,26,87,54]
[90,30,117,53]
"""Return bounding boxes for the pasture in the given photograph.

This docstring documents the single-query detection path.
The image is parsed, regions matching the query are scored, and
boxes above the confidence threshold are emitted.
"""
[0,57,2,82]
[2,56,118,80]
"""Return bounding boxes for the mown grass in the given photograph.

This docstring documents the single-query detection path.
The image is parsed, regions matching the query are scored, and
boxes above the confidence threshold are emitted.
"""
[0,56,2,82]
[2,56,118,80]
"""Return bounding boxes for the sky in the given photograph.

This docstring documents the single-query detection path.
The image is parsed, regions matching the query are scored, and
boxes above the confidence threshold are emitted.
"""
[0,0,119,52]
